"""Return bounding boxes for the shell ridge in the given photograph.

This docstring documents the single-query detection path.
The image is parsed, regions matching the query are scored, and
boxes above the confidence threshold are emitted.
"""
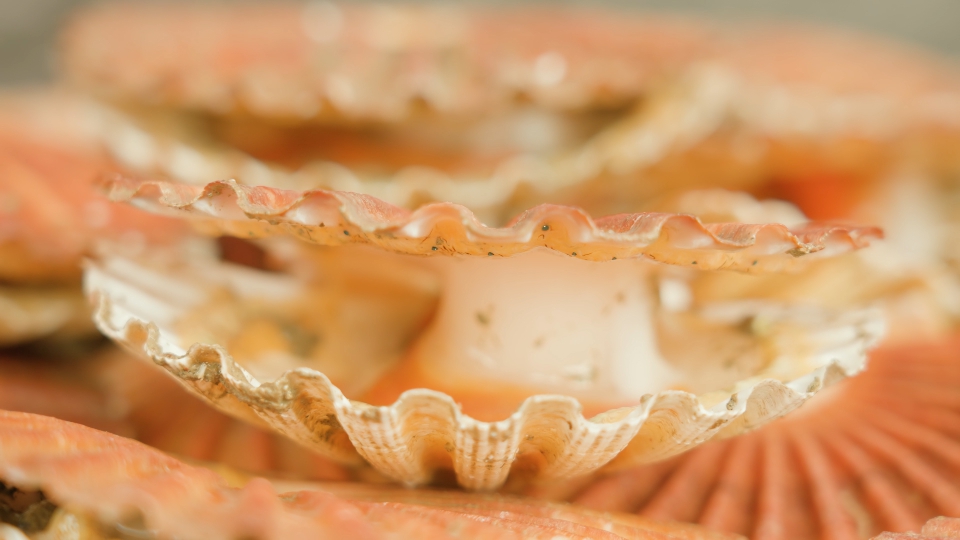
[100,175,882,265]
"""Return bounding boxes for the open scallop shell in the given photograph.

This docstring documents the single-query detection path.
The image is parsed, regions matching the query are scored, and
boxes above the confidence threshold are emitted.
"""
[92,57,960,227]
[0,409,744,540]
[547,335,960,539]
[62,3,960,122]
[91,178,884,488]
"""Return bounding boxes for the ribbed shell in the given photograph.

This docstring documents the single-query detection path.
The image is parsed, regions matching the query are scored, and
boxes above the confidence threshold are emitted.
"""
[542,335,960,539]
[0,409,743,540]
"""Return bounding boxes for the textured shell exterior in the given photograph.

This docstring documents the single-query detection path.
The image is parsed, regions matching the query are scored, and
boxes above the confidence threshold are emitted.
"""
[538,335,960,539]
[0,410,744,540]
[85,249,884,490]
[101,176,881,272]
[61,3,715,120]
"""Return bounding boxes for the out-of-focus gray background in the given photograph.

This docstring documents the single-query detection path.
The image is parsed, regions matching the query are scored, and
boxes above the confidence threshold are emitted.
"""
[2,0,960,85]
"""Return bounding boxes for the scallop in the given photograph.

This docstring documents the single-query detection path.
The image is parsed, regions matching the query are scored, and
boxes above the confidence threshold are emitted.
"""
[68,3,960,231]
[61,3,714,120]
[553,334,960,539]
[0,91,191,345]
[86,177,884,489]
[0,409,743,540]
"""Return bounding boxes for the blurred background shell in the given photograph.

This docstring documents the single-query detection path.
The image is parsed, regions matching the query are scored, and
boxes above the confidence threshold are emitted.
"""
[0,91,192,346]
[53,3,960,228]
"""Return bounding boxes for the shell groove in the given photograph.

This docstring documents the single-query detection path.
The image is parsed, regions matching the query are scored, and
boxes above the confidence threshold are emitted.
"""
[549,335,960,539]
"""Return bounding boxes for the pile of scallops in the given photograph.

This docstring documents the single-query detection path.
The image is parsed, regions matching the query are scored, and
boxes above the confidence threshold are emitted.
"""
[1,3,959,539]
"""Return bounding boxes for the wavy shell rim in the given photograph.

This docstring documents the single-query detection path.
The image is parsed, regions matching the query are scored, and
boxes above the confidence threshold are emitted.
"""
[101,176,881,269]
[87,279,882,490]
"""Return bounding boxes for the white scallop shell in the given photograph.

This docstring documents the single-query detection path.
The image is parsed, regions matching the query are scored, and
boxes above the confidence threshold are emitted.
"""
[85,250,883,490]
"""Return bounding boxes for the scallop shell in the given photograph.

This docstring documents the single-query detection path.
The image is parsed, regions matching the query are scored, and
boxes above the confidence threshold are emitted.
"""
[100,176,880,271]
[0,409,744,539]
[0,345,351,482]
[0,91,189,285]
[91,177,884,488]
[61,3,715,120]
[61,3,960,122]
[92,59,960,227]
[549,335,960,539]
[85,241,883,489]
[80,5,960,227]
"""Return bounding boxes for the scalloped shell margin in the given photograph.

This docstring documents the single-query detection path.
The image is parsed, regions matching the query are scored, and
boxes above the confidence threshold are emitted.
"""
[102,176,881,271]
[88,287,881,491]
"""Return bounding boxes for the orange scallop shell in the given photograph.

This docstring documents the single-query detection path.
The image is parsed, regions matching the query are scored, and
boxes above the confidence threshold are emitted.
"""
[61,3,714,119]
[0,91,188,285]
[538,334,960,539]
[0,409,743,539]
[61,3,960,122]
